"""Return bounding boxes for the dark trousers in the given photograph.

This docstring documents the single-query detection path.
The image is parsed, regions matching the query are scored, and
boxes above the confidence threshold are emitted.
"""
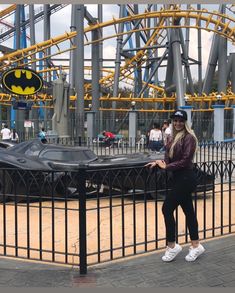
[162,169,199,243]
[149,140,163,151]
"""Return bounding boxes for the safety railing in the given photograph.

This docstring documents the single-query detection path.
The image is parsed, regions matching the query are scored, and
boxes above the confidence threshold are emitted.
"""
[0,160,234,274]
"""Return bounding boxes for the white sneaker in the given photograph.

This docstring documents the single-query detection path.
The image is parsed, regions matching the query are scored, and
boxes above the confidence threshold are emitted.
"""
[162,244,182,262]
[185,244,205,262]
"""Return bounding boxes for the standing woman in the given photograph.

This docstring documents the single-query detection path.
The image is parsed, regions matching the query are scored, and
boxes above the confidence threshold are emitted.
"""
[149,122,163,151]
[10,128,19,143]
[146,110,205,262]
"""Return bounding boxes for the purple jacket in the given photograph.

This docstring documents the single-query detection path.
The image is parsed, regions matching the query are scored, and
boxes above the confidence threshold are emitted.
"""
[164,133,196,171]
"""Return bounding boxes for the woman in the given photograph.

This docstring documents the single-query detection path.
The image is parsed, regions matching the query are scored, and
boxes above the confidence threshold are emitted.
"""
[149,122,163,152]
[146,109,205,262]
[10,128,19,143]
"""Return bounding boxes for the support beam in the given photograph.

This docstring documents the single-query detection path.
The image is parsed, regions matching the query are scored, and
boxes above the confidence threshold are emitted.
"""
[129,110,137,147]
[29,4,39,135]
[232,53,235,92]
[91,25,100,137]
[43,4,51,130]
[171,28,185,107]
[212,105,224,142]
[111,4,126,131]
[74,4,85,143]
[197,4,203,95]
[15,5,25,137]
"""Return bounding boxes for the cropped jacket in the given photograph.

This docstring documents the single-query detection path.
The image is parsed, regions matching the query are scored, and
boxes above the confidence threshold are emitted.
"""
[164,133,196,172]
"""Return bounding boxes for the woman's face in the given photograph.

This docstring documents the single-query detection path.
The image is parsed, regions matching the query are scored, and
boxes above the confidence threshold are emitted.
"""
[173,118,185,131]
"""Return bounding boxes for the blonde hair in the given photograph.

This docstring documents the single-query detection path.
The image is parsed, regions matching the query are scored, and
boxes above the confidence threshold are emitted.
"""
[169,121,198,159]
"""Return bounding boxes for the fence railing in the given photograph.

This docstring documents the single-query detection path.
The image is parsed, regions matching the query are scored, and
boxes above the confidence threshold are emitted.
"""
[0,159,234,274]
[45,136,235,163]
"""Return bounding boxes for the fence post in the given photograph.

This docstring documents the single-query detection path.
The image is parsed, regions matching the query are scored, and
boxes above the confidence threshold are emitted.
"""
[78,165,87,274]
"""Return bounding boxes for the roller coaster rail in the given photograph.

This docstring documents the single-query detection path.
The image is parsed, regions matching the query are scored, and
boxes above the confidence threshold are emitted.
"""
[0,8,235,96]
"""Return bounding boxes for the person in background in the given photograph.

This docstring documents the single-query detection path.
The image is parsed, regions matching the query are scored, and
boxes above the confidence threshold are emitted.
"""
[10,128,19,143]
[145,129,150,149]
[0,124,11,141]
[102,130,115,147]
[38,127,47,143]
[149,122,163,152]
[161,120,172,151]
[145,109,205,262]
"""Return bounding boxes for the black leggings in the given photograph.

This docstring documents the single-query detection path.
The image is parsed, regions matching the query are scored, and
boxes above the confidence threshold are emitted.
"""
[162,169,199,243]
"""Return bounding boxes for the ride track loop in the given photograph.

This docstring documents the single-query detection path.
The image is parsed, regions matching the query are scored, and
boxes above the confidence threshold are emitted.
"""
[0,7,235,110]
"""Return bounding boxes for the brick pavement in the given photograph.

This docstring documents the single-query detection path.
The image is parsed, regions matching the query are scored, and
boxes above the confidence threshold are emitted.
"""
[0,234,235,287]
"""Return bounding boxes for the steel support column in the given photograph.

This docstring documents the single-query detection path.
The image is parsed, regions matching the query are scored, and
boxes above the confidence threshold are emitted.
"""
[98,4,103,133]
[15,5,25,136]
[171,28,185,107]
[179,28,194,95]
[29,4,39,135]
[197,4,202,95]
[231,53,235,92]
[133,4,143,96]
[218,5,227,93]
[111,4,126,131]
[91,27,100,137]
[74,4,85,143]
[43,4,51,130]
[202,4,224,94]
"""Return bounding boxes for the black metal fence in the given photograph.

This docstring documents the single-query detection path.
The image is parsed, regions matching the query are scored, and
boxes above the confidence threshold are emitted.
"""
[0,158,234,274]
[45,137,235,164]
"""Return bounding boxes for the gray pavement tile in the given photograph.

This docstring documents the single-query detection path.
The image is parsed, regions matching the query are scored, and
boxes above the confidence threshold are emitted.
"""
[200,278,225,287]
[0,235,235,287]
[217,272,235,283]
[224,280,235,287]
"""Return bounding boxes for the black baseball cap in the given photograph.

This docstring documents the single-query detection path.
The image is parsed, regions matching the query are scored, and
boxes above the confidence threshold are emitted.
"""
[170,109,188,121]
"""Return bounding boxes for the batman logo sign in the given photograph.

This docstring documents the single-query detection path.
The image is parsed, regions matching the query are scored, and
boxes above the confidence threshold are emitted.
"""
[1,67,43,95]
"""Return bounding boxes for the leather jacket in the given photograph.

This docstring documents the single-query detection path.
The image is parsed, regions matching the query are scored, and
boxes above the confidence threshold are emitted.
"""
[164,132,196,171]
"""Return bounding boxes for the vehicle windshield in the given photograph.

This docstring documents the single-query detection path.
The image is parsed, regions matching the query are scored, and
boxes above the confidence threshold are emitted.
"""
[40,150,97,162]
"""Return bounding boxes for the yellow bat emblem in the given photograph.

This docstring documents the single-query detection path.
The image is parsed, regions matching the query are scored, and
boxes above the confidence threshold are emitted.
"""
[1,67,43,95]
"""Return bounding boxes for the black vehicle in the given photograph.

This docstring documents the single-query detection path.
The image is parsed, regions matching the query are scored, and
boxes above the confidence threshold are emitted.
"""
[0,140,17,149]
[0,139,214,201]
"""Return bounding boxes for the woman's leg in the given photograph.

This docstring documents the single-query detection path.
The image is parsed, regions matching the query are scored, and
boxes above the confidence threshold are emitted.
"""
[162,193,179,243]
[180,194,199,243]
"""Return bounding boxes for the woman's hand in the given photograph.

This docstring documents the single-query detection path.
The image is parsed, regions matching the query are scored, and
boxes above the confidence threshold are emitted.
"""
[145,161,158,168]
[145,160,166,169]
[156,160,166,169]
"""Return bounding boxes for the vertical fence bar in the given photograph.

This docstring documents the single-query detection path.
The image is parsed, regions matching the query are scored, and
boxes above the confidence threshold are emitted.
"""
[212,161,215,237]
[228,160,232,234]
[220,161,224,235]
[96,171,101,263]
[78,166,87,275]
[133,171,137,254]
[203,162,207,239]
[2,170,7,255]
[109,169,113,260]
[64,171,68,264]
[121,177,125,257]
[39,173,43,260]
[144,168,147,252]
[14,174,18,257]
[154,169,159,249]
[51,172,55,262]
[26,171,30,259]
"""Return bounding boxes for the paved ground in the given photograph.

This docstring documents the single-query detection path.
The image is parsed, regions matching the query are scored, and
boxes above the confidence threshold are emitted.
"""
[0,234,235,287]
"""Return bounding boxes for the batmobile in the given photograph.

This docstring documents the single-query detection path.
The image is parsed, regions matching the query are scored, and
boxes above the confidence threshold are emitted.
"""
[0,141,17,149]
[0,139,214,202]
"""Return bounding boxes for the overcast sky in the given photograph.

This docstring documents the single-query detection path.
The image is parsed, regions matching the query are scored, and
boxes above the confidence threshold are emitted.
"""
[0,3,234,84]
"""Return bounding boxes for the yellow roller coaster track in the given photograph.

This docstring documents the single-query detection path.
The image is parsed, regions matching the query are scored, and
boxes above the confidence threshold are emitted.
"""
[0,4,17,19]
[0,8,235,95]
[0,92,234,113]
